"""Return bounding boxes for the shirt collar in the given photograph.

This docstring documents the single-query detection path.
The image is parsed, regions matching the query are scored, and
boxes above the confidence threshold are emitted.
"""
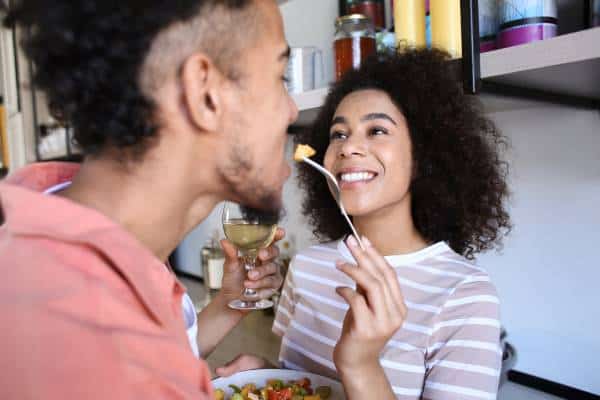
[336,238,450,266]
[0,162,185,326]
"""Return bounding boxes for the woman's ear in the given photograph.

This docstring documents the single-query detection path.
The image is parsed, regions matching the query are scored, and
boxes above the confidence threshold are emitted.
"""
[180,52,222,133]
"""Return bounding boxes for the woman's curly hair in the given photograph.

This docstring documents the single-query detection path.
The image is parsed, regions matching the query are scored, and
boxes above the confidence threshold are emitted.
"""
[295,49,511,259]
[3,0,250,158]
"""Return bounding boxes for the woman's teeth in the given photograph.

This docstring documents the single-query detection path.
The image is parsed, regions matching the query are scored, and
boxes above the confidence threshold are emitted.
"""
[340,172,376,183]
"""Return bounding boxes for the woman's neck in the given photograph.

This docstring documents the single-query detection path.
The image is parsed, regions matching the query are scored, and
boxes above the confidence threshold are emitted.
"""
[353,196,429,257]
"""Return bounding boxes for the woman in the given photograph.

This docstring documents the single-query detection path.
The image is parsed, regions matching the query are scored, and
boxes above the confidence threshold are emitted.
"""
[220,49,511,400]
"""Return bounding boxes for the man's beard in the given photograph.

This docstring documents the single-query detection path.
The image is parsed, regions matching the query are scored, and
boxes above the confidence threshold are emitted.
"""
[219,142,284,224]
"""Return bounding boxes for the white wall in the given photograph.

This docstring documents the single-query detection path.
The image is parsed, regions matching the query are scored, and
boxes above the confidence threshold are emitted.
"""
[479,105,600,394]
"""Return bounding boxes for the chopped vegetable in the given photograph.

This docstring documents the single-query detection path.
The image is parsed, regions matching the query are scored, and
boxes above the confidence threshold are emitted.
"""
[216,376,332,400]
[229,384,242,393]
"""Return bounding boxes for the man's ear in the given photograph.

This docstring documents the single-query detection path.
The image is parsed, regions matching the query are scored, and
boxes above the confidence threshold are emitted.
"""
[180,52,222,133]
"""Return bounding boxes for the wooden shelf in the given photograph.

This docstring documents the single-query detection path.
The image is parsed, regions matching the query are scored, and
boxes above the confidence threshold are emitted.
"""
[480,28,600,102]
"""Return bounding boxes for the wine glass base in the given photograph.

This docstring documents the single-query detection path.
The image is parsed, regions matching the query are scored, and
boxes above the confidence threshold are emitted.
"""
[228,299,273,311]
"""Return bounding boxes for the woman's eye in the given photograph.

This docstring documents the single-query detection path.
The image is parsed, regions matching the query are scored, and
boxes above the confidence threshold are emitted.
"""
[370,127,388,136]
[329,131,347,141]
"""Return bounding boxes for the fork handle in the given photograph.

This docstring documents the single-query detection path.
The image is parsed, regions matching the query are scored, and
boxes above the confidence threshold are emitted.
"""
[339,204,365,250]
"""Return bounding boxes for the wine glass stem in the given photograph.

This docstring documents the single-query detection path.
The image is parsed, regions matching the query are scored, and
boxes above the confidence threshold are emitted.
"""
[241,251,259,301]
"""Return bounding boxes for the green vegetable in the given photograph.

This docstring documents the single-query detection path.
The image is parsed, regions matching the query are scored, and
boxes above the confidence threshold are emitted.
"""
[229,384,242,393]
[231,393,244,400]
[267,379,284,390]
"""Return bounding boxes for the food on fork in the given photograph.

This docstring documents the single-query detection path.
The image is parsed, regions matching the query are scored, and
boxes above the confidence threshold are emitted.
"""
[294,144,316,162]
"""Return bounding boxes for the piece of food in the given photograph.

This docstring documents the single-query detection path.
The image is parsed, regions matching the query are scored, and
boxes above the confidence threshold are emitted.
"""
[214,388,225,400]
[294,144,316,161]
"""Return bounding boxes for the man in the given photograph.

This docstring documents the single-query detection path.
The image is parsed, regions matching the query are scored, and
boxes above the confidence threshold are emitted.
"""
[0,0,297,398]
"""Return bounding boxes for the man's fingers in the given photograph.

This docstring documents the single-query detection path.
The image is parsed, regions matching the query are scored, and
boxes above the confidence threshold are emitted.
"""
[258,244,280,262]
[215,354,266,377]
[245,274,283,292]
[248,262,278,281]
[273,227,285,242]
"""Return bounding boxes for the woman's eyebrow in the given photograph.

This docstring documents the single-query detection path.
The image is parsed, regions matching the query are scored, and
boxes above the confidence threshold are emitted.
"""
[331,116,348,125]
[360,113,397,125]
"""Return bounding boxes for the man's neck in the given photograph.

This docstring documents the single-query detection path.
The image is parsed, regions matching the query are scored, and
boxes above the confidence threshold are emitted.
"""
[60,154,220,262]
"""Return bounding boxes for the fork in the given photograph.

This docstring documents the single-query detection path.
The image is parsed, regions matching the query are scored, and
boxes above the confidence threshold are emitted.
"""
[302,157,365,250]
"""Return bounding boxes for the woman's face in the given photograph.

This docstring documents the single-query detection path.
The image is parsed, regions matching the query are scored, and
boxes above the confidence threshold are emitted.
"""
[324,89,413,218]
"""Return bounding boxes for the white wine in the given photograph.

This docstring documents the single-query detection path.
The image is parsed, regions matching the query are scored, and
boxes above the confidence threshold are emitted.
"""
[223,219,277,251]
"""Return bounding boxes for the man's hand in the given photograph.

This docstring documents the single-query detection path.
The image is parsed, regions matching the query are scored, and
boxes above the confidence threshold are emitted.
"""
[216,354,273,377]
[219,228,285,309]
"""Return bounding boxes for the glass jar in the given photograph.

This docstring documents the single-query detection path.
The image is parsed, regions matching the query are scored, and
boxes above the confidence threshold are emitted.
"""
[334,14,377,81]
[348,0,385,29]
[201,233,225,295]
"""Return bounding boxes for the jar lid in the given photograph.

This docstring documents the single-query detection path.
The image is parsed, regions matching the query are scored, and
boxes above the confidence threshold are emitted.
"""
[336,14,370,27]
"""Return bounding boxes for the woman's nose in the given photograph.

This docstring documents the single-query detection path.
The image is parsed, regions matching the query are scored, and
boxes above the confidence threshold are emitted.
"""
[339,136,367,158]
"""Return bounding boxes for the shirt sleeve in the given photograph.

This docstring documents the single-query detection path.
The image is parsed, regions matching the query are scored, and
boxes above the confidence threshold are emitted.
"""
[422,273,502,400]
[272,257,297,337]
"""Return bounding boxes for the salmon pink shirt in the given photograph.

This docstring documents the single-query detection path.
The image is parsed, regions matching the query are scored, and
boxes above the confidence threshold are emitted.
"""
[0,162,213,399]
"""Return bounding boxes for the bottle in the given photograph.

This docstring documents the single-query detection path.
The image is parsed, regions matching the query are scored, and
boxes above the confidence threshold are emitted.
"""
[334,14,377,80]
[430,0,462,58]
[201,231,225,296]
[394,0,427,49]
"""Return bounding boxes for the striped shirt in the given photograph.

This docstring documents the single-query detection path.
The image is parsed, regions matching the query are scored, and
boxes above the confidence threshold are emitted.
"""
[273,240,502,400]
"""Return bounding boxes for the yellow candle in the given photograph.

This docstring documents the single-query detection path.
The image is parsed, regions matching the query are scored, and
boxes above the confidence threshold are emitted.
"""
[430,0,462,58]
[394,0,427,49]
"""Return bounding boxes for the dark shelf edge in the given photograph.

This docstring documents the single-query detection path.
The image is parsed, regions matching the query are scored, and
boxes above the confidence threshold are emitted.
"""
[481,81,600,110]
[508,370,599,399]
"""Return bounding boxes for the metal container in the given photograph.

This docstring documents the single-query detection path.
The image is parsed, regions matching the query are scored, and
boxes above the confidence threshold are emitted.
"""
[348,0,386,29]
[334,14,377,80]
[498,0,557,49]
[285,47,324,94]
[479,0,499,52]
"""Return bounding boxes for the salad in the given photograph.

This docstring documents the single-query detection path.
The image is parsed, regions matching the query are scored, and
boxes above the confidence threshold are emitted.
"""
[214,377,332,400]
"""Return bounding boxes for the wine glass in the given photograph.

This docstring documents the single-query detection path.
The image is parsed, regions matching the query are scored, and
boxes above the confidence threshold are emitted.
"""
[222,202,278,310]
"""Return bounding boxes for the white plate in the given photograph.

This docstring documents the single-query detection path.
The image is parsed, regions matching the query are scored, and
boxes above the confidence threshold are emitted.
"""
[212,369,345,399]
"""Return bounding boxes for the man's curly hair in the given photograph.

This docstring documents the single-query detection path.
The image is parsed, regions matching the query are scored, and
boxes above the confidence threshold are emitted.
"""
[3,0,254,158]
[295,49,511,259]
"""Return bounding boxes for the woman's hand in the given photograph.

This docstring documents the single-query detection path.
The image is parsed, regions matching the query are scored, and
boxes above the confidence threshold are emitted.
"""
[218,228,285,310]
[216,354,273,377]
[333,235,407,374]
